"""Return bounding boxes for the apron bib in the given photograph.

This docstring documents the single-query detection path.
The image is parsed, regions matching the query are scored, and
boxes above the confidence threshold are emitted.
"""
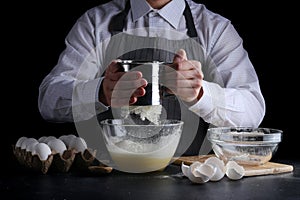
[99,0,210,156]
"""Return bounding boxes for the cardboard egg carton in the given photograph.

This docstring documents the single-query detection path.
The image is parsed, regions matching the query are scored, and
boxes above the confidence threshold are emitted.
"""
[12,135,98,174]
[12,134,112,174]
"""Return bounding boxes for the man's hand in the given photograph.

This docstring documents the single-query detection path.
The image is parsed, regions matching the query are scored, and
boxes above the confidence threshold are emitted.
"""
[99,60,148,107]
[162,49,204,104]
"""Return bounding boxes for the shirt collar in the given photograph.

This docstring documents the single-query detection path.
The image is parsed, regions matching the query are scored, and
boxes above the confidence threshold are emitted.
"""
[130,0,186,29]
[130,0,152,21]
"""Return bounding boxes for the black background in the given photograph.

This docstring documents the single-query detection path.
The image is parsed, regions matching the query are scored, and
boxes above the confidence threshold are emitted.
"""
[3,0,298,171]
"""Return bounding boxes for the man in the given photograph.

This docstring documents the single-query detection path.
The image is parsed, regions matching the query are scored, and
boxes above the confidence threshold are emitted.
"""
[38,0,265,155]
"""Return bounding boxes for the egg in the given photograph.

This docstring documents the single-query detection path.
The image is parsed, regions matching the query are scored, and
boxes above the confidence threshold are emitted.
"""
[38,136,48,143]
[226,160,245,180]
[43,136,57,144]
[59,134,77,147]
[20,138,38,150]
[204,157,226,181]
[47,138,67,155]
[58,135,67,142]
[26,140,39,152]
[16,137,27,148]
[33,143,52,161]
[68,137,87,153]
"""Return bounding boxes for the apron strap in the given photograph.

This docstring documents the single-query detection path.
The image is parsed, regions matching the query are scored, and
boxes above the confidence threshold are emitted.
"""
[183,0,198,38]
[108,0,131,34]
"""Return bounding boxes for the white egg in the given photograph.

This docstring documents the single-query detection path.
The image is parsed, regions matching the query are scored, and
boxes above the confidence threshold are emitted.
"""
[16,137,27,148]
[20,138,38,150]
[33,143,52,161]
[187,161,216,184]
[58,135,68,143]
[26,140,39,152]
[43,136,57,144]
[20,138,29,150]
[68,137,87,153]
[59,134,77,147]
[204,157,226,181]
[38,136,48,143]
[47,138,67,155]
[226,160,245,180]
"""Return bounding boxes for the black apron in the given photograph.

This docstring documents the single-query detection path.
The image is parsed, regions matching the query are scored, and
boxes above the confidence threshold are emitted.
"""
[98,0,210,156]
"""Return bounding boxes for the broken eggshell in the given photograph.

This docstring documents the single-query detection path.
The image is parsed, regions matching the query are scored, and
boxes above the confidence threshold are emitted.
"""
[181,162,190,177]
[204,157,226,181]
[226,160,245,180]
[182,161,216,184]
[181,156,247,183]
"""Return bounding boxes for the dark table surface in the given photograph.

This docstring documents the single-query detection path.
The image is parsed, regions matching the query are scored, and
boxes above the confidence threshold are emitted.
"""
[1,158,300,200]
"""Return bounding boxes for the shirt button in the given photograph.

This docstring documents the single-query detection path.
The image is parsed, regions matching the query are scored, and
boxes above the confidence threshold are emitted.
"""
[149,12,156,17]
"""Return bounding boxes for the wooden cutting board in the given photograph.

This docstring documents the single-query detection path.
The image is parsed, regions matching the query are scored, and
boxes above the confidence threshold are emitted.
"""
[172,154,294,177]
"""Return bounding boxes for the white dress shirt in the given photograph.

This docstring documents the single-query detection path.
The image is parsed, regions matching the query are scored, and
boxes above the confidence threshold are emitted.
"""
[38,0,265,127]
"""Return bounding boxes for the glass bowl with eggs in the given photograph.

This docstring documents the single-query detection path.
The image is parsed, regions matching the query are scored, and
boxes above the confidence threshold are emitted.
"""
[100,119,184,173]
[207,127,282,166]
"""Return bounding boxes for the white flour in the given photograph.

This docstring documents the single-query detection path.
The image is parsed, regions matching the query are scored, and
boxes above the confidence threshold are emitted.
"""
[121,105,162,125]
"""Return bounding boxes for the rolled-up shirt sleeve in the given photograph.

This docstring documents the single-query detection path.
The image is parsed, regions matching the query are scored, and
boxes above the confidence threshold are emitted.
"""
[189,20,265,127]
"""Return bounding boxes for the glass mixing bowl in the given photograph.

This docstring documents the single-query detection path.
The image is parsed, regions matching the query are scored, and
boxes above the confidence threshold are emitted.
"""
[207,127,282,165]
[100,119,184,173]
